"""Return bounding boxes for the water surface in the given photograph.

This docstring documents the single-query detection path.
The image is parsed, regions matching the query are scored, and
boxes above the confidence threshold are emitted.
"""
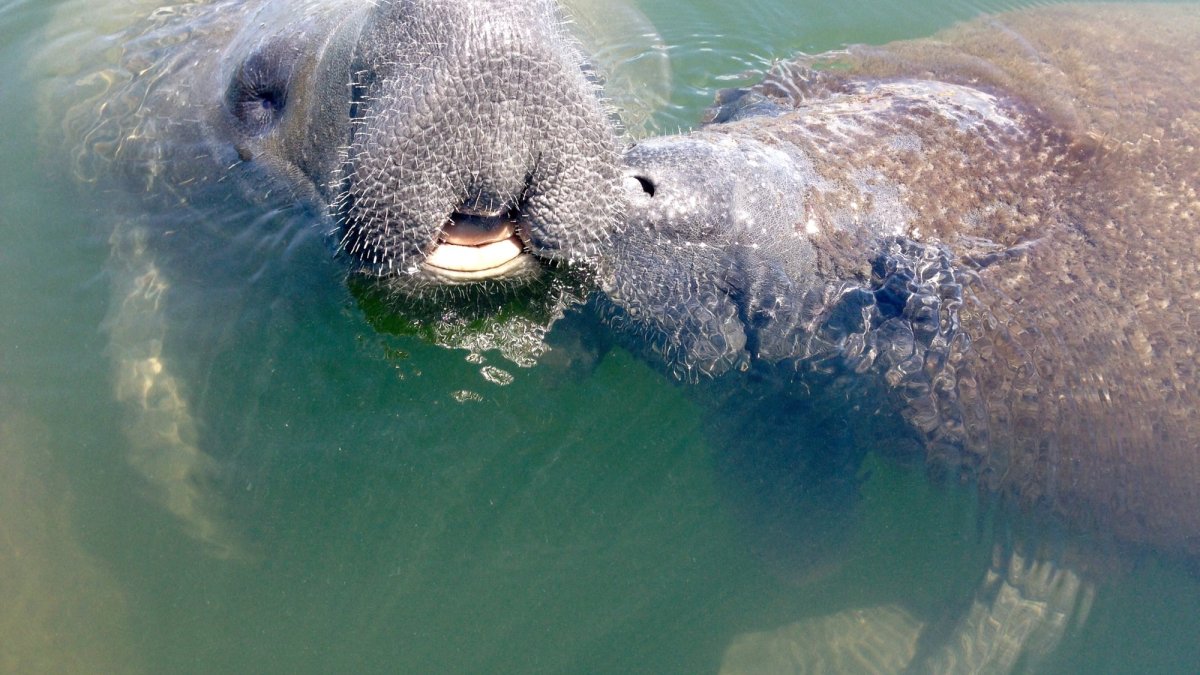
[1,0,1198,672]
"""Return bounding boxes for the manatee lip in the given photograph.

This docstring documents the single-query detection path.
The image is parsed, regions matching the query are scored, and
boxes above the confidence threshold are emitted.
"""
[441,211,518,246]
[422,209,530,279]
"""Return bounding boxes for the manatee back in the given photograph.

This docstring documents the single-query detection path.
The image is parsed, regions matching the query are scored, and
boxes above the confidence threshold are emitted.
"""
[754,4,1199,145]
[721,4,1200,554]
[906,4,1200,555]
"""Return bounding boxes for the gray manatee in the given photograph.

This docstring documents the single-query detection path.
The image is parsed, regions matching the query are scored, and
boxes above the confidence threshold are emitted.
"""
[48,0,625,283]
[37,0,646,555]
[605,4,1199,670]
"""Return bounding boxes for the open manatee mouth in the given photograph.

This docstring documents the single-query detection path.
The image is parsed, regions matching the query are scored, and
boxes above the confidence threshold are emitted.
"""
[422,206,532,282]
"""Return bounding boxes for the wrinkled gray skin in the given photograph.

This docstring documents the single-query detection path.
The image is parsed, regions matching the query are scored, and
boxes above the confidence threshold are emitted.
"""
[605,5,1199,670]
[40,0,631,557]
[58,0,622,285]
[333,1,623,279]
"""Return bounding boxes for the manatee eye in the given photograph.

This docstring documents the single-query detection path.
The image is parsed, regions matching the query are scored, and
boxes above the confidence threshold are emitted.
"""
[227,40,296,134]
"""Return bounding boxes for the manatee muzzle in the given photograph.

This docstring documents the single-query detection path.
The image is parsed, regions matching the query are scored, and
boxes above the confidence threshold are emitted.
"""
[333,0,622,289]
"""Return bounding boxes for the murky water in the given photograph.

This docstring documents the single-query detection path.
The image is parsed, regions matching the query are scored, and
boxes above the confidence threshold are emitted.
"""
[2,0,1198,672]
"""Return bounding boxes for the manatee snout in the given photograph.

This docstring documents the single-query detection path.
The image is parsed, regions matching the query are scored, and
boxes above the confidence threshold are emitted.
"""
[215,0,623,291]
[605,133,827,379]
[621,134,814,245]
[330,0,623,287]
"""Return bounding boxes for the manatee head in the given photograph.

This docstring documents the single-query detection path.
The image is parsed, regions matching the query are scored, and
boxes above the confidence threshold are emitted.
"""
[604,130,823,380]
[212,0,623,293]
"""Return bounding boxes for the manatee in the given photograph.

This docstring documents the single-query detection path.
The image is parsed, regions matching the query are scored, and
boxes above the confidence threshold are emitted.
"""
[601,3,1199,669]
[0,409,137,672]
[35,0,652,555]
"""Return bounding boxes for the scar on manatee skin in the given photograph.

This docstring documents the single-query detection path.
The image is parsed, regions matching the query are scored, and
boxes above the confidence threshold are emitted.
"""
[961,236,1046,270]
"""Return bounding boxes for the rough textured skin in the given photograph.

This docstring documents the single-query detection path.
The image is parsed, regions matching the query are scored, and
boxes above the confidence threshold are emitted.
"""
[606,4,1200,557]
[50,0,622,287]
[334,0,622,278]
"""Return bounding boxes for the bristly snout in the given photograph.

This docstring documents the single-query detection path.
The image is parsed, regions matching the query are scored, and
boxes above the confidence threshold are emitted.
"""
[333,0,623,287]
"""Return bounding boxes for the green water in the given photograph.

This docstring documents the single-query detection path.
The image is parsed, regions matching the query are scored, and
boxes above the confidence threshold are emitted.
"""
[2,0,1199,672]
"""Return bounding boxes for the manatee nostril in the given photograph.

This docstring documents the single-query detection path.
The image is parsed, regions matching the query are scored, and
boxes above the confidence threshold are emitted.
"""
[633,175,656,197]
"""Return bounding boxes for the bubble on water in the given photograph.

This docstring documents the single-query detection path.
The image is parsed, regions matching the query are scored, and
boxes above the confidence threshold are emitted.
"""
[452,390,483,403]
[480,365,514,386]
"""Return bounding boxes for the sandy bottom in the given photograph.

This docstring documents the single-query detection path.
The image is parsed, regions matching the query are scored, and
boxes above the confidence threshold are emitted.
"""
[0,410,139,673]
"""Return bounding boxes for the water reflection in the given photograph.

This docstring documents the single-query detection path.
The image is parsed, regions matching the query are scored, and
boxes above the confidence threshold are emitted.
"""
[1,0,1199,673]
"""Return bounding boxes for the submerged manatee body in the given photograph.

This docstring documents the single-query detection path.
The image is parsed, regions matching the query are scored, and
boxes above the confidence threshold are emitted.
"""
[607,4,1199,669]
[37,0,637,554]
